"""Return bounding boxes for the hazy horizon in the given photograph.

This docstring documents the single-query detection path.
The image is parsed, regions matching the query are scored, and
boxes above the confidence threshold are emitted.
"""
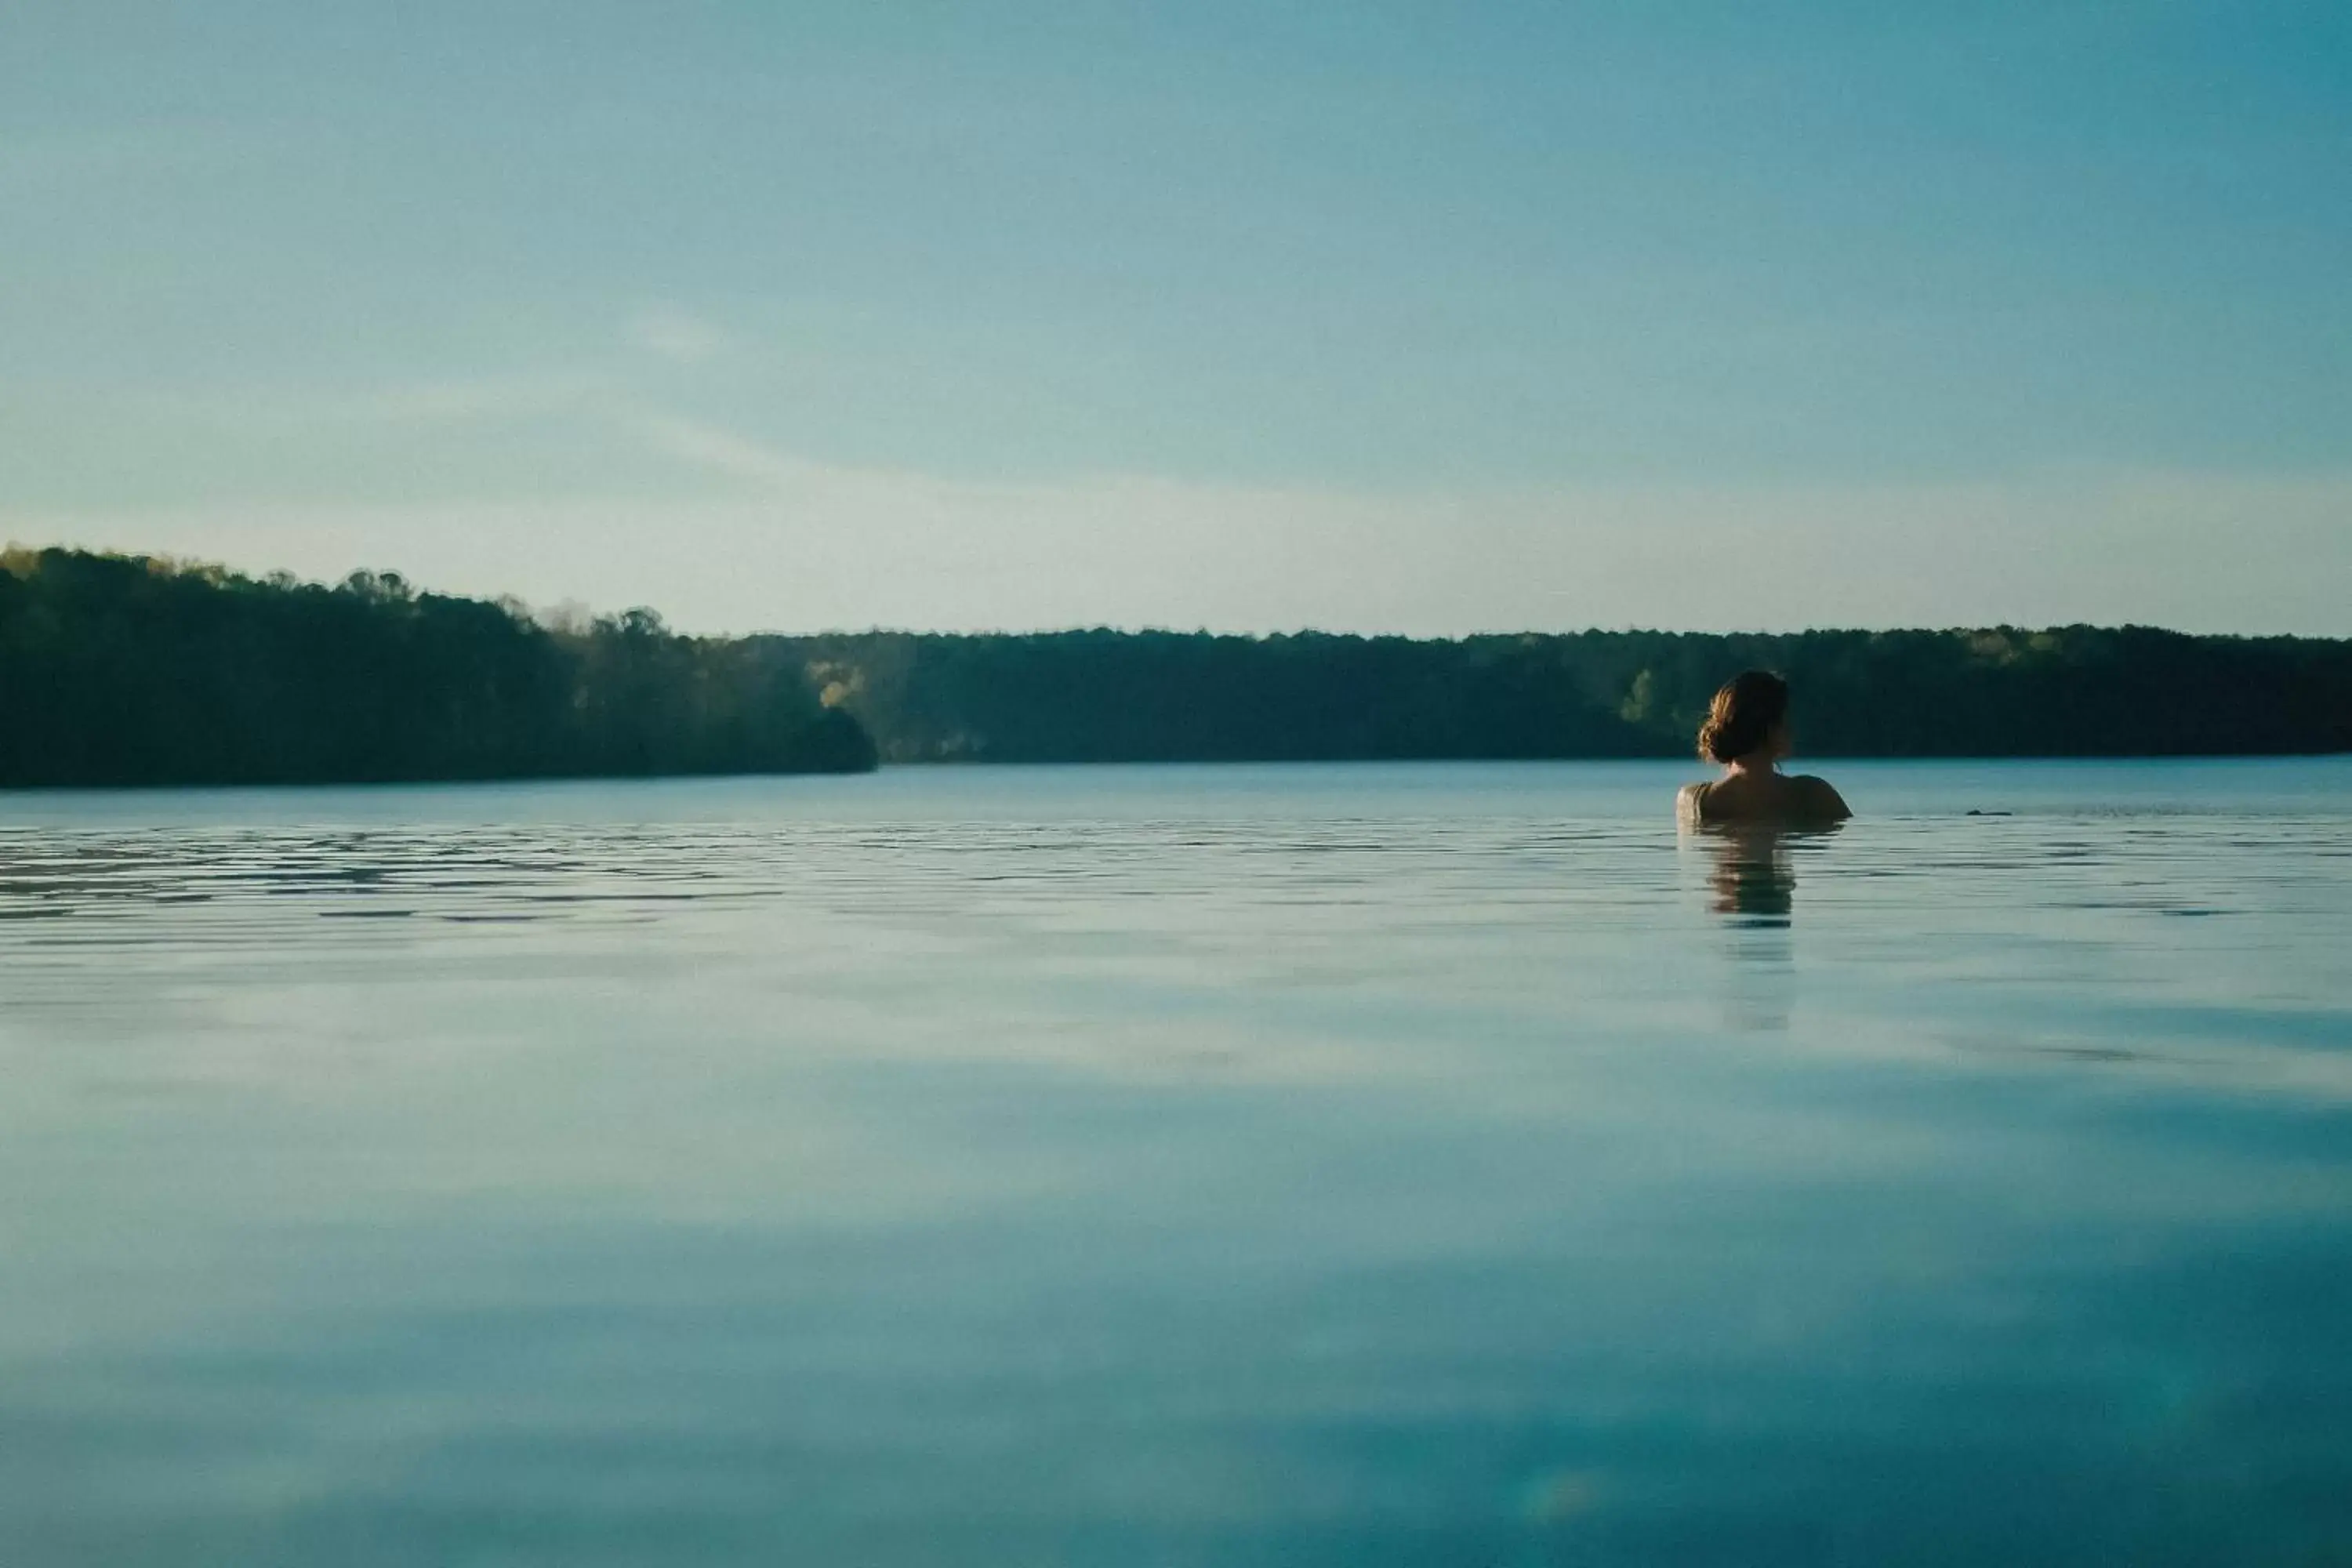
[15,540,2352,646]
[6,4,2347,637]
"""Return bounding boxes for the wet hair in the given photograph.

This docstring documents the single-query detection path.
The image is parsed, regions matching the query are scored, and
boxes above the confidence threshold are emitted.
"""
[1697,670,1791,764]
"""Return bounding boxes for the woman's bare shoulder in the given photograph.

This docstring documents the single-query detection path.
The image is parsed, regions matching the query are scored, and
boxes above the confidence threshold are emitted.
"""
[1790,774,1852,819]
[1676,781,1711,821]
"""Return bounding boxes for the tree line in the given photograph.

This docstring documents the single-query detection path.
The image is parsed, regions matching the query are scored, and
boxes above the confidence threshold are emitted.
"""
[6,548,2346,786]
[0,549,874,786]
[762,626,2352,764]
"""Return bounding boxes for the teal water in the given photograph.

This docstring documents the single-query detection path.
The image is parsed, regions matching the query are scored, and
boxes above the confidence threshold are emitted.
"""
[3,759,2349,1566]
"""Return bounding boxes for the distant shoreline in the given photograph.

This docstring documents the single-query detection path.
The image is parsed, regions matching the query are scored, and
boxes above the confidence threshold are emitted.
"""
[0,548,877,789]
[760,626,2352,767]
[5,549,2347,788]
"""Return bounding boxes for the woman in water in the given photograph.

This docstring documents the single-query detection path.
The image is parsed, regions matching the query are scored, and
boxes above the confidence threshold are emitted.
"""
[1677,670,1851,825]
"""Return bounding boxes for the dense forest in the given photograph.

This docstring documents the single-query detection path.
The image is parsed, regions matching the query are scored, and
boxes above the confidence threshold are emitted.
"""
[4,548,2347,787]
[765,626,2352,764]
[0,550,873,786]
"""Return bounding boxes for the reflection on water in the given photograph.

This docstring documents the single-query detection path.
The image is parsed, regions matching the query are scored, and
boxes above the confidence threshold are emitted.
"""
[1697,823,1813,925]
[3,760,2352,1567]
[1690,826,1844,1032]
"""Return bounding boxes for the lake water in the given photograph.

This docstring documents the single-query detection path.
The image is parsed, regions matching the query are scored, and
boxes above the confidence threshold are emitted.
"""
[4,758,2350,1566]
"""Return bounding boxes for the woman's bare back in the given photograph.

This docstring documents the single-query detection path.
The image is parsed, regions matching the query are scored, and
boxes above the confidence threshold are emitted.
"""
[1679,770,1850,826]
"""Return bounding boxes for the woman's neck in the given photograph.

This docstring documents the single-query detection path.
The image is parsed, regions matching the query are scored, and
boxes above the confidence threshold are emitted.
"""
[1725,756,1780,779]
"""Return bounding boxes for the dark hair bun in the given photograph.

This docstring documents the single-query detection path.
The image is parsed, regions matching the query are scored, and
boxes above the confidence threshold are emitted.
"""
[1697,670,1791,763]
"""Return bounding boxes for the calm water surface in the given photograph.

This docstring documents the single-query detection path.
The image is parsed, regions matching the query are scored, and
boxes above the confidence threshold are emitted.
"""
[4,759,2350,1566]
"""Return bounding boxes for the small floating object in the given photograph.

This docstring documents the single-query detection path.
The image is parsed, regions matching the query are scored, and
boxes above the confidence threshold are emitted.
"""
[1966,809,2013,816]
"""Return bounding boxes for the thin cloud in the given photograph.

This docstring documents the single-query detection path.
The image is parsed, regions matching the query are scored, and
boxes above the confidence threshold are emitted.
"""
[363,376,607,423]
[137,376,609,432]
[625,305,730,365]
[633,413,828,489]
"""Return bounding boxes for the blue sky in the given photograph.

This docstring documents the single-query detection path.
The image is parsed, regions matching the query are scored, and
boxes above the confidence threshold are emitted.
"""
[4,2,2347,633]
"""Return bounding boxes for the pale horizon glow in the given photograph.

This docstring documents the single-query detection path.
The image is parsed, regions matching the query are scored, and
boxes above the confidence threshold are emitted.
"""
[4,4,2347,636]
